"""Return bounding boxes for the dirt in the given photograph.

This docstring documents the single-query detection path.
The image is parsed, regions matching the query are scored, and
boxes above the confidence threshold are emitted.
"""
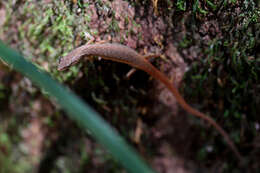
[0,0,259,172]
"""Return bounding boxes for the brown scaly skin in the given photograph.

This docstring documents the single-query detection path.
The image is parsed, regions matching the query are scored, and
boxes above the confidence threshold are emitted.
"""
[58,43,243,161]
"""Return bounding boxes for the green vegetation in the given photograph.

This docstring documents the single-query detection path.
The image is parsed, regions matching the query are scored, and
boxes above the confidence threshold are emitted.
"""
[182,0,260,167]
[0,128,32,173]
[0,0,259,172]
[2,0,93,82]
[0,41,156,173]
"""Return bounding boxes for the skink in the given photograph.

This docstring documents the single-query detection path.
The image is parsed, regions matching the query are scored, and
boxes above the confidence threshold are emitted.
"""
[58,43,242,161]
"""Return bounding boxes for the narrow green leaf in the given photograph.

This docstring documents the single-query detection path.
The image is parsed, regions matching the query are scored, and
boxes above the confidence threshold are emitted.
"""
[0,40,156,173]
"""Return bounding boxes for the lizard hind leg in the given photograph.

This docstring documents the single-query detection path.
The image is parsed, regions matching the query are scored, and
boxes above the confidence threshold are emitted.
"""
[126,54,161,78]
[143,54,161,60]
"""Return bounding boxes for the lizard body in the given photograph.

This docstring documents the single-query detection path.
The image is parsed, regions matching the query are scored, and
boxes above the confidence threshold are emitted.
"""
[58,43,242,160]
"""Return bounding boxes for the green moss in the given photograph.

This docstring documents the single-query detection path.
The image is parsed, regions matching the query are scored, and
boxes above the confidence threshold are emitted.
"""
[0,126,32,173]
[193,0,208,15]
[179,36,192,48]
[206,0,217,10]
[183,0,260,163]
[176,0,187,11]
[2,0,97,83]
[109,13,121,33]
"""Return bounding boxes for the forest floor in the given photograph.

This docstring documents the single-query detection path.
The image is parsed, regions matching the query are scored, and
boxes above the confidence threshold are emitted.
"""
[0,0,260,173]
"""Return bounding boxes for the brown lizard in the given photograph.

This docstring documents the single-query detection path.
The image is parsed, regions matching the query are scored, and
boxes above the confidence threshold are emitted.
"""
[58,43,242,161]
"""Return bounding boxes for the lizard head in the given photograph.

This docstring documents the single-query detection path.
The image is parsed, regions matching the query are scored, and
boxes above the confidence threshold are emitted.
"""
[57,53,81,71]
[57,56,70,71]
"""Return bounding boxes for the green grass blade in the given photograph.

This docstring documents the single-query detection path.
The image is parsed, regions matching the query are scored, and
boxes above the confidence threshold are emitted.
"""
[0,40,156,173]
